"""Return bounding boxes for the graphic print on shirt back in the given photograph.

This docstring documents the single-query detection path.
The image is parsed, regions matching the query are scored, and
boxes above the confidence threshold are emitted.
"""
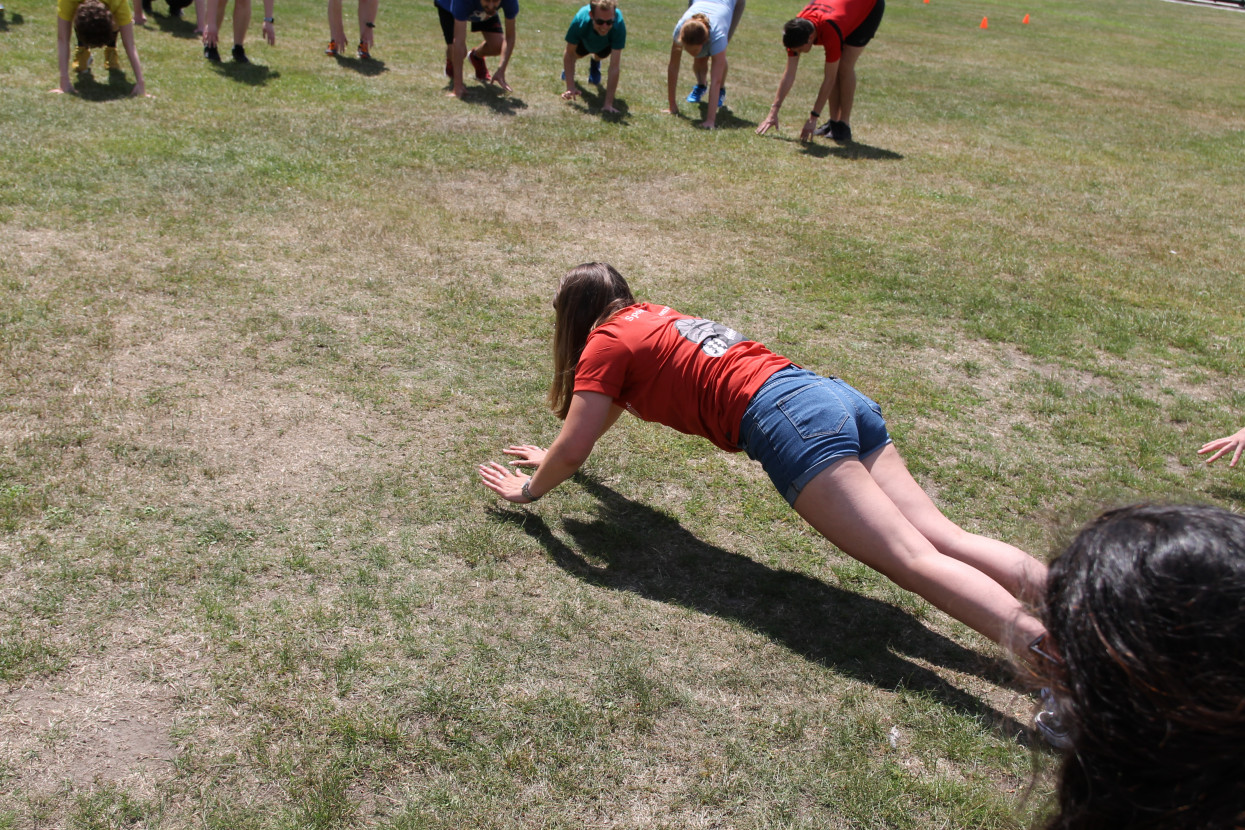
[674,318,747,357]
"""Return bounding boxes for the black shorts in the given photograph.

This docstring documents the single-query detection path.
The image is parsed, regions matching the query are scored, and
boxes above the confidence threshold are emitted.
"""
[436,2,503,45]
[844,0,883,48]
[574,42,612,59]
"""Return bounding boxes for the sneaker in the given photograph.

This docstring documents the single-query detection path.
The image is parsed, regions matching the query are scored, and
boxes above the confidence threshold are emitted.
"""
[588,58,601,85]
[717,85,726,108]
[204,42,221,62]
[1035,688,1073,750]
[467,49,490,81]
[72,46,92,74]
[231,43,249,64]
[356,42,371,60]
[103,45,122,70]
[326,40,342,56]
[685,83,706,104]
[830,120,852,143]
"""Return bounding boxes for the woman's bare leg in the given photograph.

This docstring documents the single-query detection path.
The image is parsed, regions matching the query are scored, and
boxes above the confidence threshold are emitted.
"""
[793,453,1045,657]
[862,445,1048,603]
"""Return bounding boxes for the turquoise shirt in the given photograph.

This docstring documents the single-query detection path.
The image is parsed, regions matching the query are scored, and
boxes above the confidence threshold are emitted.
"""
[565,5,626,52]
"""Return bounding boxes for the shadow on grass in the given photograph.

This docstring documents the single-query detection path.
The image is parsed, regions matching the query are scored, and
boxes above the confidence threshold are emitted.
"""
[799,139,903,160]
[1207,480,1245,508]
[564,87,631,124]
[0,9,27,29]
[148,9,200,38]
[453,82,527,115]
[210,59,279,86]
[71,69,142,101]
[331,54,389,76]
[492,474,1031,740]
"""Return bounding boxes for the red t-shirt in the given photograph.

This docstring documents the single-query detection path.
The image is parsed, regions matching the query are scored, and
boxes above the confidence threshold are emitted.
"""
[791,0,876,62]
[573,303,792,452]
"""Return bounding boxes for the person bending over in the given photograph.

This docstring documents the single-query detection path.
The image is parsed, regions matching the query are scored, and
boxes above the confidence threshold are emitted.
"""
[479,263,1049,660]
[663,0,743,129]
[755,0,883,143]
[53,0,147,96]
[1031,504,1245,829]
[436,0,517,97]
[561,0,625,114]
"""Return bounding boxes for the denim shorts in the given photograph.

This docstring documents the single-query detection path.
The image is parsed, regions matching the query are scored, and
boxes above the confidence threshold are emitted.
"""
[737,365,892,506]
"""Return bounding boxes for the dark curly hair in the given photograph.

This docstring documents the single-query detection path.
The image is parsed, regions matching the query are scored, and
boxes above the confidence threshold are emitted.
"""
[73,0,115,48]
[1036,504,1245,830]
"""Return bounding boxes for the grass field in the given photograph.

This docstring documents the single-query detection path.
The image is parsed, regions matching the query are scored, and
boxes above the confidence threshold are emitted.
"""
[2,0,1244,825]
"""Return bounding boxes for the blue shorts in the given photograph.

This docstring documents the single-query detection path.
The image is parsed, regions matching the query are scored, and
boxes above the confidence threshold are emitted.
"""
[737,365,892,506]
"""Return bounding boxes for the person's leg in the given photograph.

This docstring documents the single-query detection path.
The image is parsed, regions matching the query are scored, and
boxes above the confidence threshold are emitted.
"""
[194,0,205,33]
[231,0,250,46]
[474,28,503,57]
[358,0,378,46]
[327,0,345,46]
[692,54,709,86]
[831,44,863,124]
[213,0,227,32]
[793,454,1045,657]
[862,445,1047,601]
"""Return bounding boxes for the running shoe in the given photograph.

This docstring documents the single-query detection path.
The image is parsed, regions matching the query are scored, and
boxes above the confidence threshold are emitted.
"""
[685,83,706,103]
[467,49,490,81]
[326,40,342,56]
[231,43,249,64]
[204,42,221,62]
[356,42,371,60]
[588,58,601,85]
[717,85,726,108]
[103,45,122,70]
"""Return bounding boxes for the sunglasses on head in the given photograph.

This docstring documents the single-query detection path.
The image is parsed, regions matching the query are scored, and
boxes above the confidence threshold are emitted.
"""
[592,16,614,25]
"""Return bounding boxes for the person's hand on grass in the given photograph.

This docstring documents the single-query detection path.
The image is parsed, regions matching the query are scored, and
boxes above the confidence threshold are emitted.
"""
[503,445,547,468]
[51,82,77,95]
[561,88,580,101]
[799,115,816,142]
[478,461,536,503]
[489,69,511,92]
[1199,427,1245,467]
[755,114,779,135]
[261,19,276,45]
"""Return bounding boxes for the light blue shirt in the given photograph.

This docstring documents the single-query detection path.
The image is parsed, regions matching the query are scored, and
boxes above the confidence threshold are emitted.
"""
[672,0,737,57]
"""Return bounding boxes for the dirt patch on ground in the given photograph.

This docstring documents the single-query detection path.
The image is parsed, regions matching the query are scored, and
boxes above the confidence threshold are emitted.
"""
[1,648,180,795]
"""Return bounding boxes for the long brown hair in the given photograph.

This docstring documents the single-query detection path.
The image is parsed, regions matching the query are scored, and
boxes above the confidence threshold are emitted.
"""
[548,263,635,419]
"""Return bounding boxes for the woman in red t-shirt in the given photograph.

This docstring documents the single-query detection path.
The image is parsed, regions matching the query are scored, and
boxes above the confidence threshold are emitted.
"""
[479,263,1048,659]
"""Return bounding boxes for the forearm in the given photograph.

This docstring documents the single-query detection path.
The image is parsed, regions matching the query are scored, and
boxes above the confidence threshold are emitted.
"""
[768,63,798,116]
[57,21,72,87]
[666,47,680,110]
[563,45,577,91]
[704,54,726,123]
[120,25,145,86]
[604,53,620,105]
[497,21,515,73]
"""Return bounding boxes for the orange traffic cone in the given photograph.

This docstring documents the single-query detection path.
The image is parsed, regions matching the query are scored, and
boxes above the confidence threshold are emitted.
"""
[979,16,988,28]
[1022,13,1030,23]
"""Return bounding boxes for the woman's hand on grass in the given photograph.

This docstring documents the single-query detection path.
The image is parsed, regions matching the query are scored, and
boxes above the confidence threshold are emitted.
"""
[1199,427,1245,467]
[478,461,534,503]
[503,445,547,468]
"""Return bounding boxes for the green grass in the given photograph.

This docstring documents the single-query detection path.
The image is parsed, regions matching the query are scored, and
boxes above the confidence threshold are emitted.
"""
[2,0,1244,825]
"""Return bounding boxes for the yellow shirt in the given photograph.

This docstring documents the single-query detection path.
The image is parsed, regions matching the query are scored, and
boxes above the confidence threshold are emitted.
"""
[57,0,133,27]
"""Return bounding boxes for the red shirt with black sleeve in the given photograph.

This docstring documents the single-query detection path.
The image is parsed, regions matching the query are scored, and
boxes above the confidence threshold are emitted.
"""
[573,303,792,452]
